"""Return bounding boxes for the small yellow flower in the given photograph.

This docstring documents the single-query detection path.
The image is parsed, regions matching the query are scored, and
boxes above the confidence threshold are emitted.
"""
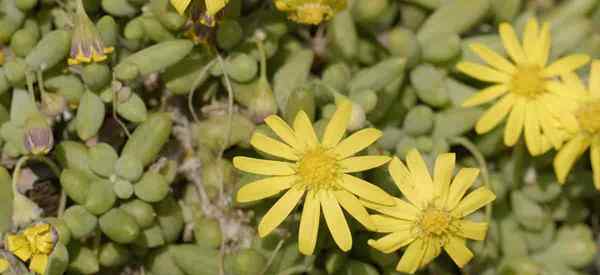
[170,0,228,26]
[6,223,56,274]
[234,101,393,255]
[0,257,9,273]
[552,60,600,189]
[364,150,496,274]
[274,0,347,25]
[457,17,590,156]
[68,0,114,66]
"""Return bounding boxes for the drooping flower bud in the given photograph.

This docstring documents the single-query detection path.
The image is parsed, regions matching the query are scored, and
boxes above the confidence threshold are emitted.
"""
[23,114,54,155]
[68,0,114,66]
[274,0,347,25]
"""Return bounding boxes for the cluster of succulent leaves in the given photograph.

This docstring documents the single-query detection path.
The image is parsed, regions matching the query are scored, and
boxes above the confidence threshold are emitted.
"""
[0,0,600,274]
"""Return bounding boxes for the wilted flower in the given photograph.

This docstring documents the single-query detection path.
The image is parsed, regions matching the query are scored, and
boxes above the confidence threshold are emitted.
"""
[364,150,496,274]
[274,0,347,25]
[234,101,393,255]
[68,0,114,65]
[23,114,54,155]
[456,17,590,156]
[6,223,57,274]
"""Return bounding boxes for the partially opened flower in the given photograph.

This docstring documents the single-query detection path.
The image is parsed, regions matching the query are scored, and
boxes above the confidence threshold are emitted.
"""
[170,0,228,26]
[233,101,393,255]
[553,61,600,189]
[457,17,590,156]
[68,0,114,66]
[274,0,347,25]
[364,150,496,274]
[6,223,56,274]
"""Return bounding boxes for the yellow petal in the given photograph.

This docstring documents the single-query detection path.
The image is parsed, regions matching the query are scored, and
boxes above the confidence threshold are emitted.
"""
[444,236,473,268]
[433,153,455,201]
[553,134,590,183]
[251,133,299,160]
[339,156,390,173]
[406,149,433,199]
[592,142,600,190]
[456,62,511,83]
[542,54,590,77]
[371,214,413,233]
[537,104,564,149]
[534,22,551,67]
[6,234,32,261]
[236,175,297,203]
[334,190,375,230]
[445,168,480,210]
[29,254,49,274]
[522,18,539,60]
[396,239,427,274]
[451,187,496,217]
[170,0,191,14]
[560,73,587,96]
[298,191,320,255]
[264,115,302,150]
[361,198,420,221]
[499,22,526,64]
[468,43,515,74]
[420,240,442,270]
[455,220,488,241]
[367,230,415,254]
[590,60,600,97]
[205,0,228,16]
[293,111,318,149]
[339,174,395,206]
[475,94,515,134]
[258,188,305,237]
[388,157,422,207]
[0,258,8,273]
[332,128,382,160]
[524,104,543,155]
[504,99,526,146]
[320,191,352,252]
[322,100,352,148]
[462,85,509,108]
[233,157,295,176]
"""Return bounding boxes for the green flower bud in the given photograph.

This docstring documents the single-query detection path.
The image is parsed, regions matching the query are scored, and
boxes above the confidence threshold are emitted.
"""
[45,75,85,107]
[99,242,130,268]
[115,154,143,181]
[60,169,90,205]
[44,217,71,245]
[145,247,185,275]
[155,195,184,243]
[67,243,99,274]
[135,225,165,248]
[99,208,141,244]
[62,205,98,239]
[4,58,27,86]
[403,105,433,136]
[113,179,134,199]
[84,180,116,215]
[120,199,156,228]
[134,171,169,203]
[116,93,148,123]
[170,245,219,275]
[25,30,71,71]
[75,91,105,140]
[10,28,38,57]
[115,40,193,81]
[45,242,69,275]
[23,114,54,155]
[194,218,221,249]
[217,19,243,50]
[121,112,172,166]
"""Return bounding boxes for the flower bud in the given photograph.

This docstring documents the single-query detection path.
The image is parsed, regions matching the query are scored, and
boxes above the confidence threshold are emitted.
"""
[23,114,54,155]
[68,0,114,65]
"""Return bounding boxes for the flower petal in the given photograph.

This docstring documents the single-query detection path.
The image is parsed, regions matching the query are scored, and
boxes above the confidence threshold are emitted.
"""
[455,220,488,241]
[592,142,600,190]
[420,240,442,270]
[537,104,564,149]
[542,54,590,77]
[462,85,509,108]
[499,22,527,64]
[524,104,544,156]
[388,157,422,207]
[433,153,455,201]
[30,254,49,274]
[396,239,427,274]
[451,187,496,217]
[361,198,420,221]
[322,100,352,148]
[339,156,390,173]
[320,191,352,251]
[522,18,539,61]
[534,22,551,67]
[504,98,526,146]
[368,230,415,254]
[445,168,480,211]
[264,115,302,150]
[6,234,32,261]
[170,0,191,14]
[468,43,515,74]
[339,174,395,205]
[475,94,515,134]
[553,134,591,183]
[371,215,413,233]
[233,157,295,176]
[334,190,375,230]
[332,128,382,160]
[456,62,511,83]
[293,111,319,148]
[406,149,434,196]
[251,132,299,160]
[298,191,320,255]
[258,188,305,237]
[444,236,474,268]
[205,0,228,16]
[236,175,297,203]
[590,60,600,97]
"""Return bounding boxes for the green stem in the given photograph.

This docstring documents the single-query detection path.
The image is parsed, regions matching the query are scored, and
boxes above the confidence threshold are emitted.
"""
[260,238,286,275]
[188,58,217,123]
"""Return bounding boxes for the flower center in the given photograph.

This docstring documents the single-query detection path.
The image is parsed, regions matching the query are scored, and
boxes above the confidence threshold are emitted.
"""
[510,65,545,97]
[576,100,600,135]
[419,208,451,236]
[296,147,339,190]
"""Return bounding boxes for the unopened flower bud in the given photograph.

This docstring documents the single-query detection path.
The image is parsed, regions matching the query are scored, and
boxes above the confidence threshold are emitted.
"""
[24,114,54,155]
[40,92,67,117]
[68,0,114,65]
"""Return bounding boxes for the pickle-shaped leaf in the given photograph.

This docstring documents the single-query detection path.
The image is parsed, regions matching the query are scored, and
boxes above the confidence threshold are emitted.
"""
[99,242,130,268]
[134,171,169,203]
[75,91,105,140]
[10,89,38,126]
[120,199,156,228]
[348,57,406,94]
[116,93,147,123]
[60,169,90,205]
[170,245,219,275]
[63,205,98,239]
[154,195,183,243]
[88,143,118,177]
[25,30,71,71]
[114,40,193,80]
[84,180,116,215]
[144,247,185,275]
[121,112,172,166]
[273,49,314,112]
[99,208,141,244]
[417,0,490,44]
[101,0,138,17]
[0,167,13,235]
[67,243,99,274]
[44,242,69,275]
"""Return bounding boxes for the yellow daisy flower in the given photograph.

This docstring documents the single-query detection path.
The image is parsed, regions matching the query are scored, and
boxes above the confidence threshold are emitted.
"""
[274,0,347,25]
[456,17,590,156]
[233,101,393,255]
[68,0,114,66]
[364,149,496,274]
[552,61,600,189]
[6,223,56,274]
